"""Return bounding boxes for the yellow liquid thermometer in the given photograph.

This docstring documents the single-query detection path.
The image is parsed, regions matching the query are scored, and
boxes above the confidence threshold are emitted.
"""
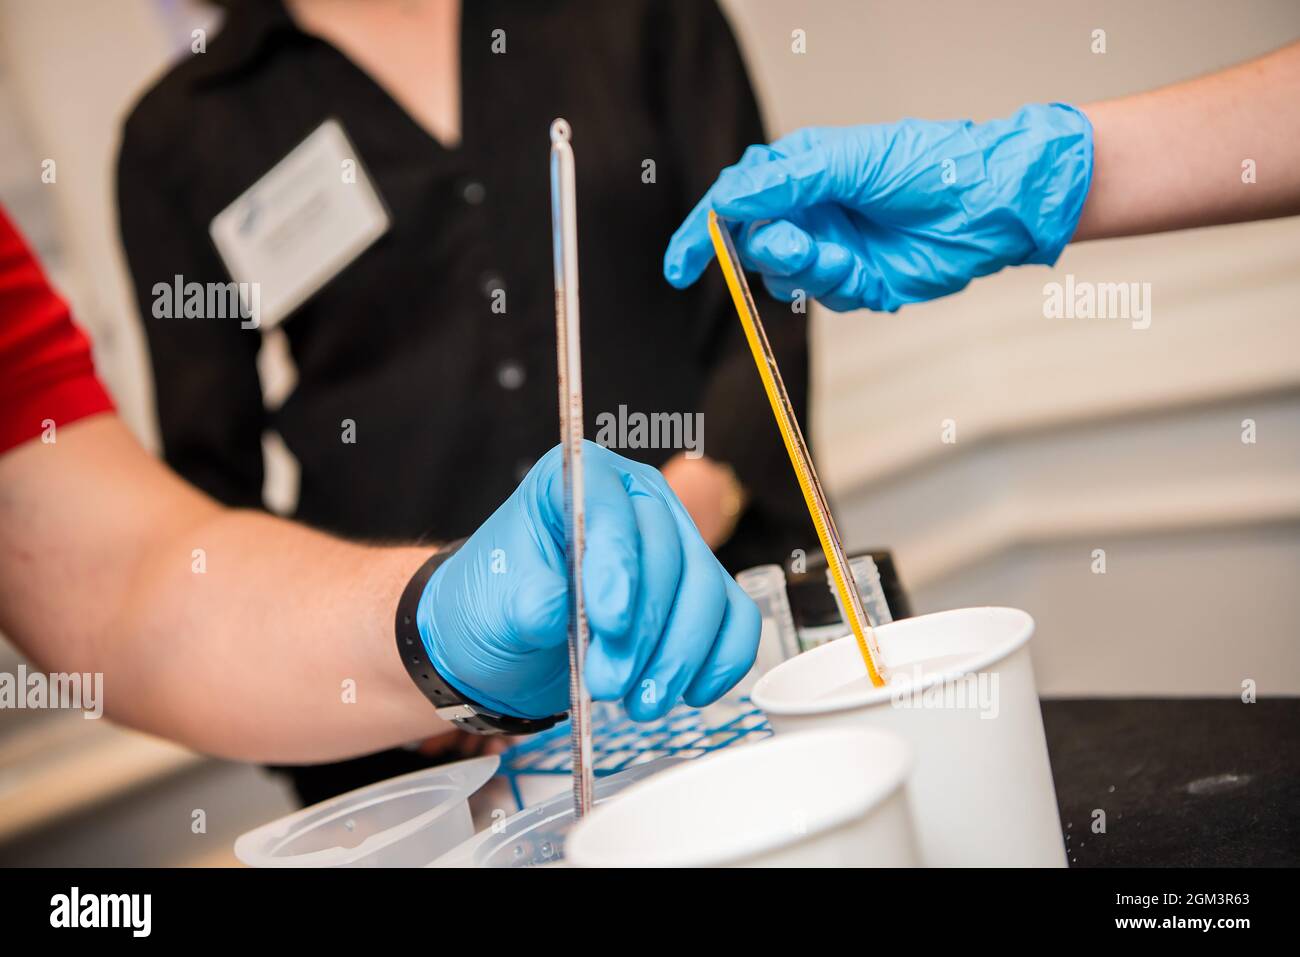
[707,210,888,687]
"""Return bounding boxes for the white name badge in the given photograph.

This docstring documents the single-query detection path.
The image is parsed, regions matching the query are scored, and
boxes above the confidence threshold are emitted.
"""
[209,118,390,330]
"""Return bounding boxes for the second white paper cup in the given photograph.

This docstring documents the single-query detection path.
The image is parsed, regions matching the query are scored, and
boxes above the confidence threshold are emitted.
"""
[566,727,919,867]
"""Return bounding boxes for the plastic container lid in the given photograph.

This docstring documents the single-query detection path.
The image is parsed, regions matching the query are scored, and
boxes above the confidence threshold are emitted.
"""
[430,756,681,868]
[235,755,498,868]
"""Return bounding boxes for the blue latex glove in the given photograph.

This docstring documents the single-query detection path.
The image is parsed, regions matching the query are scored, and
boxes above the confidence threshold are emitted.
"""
[416,442,760,722]
[664,103,1093,312]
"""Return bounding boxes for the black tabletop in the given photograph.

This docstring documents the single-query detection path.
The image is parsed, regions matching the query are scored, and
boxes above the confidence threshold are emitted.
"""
[1042,698,1299,867]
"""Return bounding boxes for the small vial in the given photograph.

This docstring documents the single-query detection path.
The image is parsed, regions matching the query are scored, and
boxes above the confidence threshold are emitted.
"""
[734,565,800,692]
[827,555,893,631]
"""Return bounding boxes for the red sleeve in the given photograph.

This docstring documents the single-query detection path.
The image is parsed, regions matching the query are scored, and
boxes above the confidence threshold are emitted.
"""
[0,206,114,454]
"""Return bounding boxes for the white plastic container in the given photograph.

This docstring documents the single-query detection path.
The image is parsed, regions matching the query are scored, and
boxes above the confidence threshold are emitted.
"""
[431,757,682,867]
[566,728,919,867]
[752,607,1065,867]
[235,755,498,868]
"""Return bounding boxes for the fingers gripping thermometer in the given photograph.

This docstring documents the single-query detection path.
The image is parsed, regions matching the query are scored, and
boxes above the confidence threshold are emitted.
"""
[706,211,888,688]
[549,119,595,818]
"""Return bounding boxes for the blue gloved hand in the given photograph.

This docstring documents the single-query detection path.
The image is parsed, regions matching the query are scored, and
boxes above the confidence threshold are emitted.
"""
[416,442,760,722]
[664,104,1093,312]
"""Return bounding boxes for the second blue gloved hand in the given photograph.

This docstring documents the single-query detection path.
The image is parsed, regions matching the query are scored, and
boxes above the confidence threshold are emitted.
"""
[415,442,760,721]
[664,103,1093,312]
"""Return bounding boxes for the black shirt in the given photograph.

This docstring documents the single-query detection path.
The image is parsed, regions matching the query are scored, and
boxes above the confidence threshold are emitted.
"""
[118,0,813,802]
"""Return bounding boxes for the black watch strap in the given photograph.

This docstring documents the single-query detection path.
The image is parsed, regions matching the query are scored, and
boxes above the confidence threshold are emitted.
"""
[395,541,565,736]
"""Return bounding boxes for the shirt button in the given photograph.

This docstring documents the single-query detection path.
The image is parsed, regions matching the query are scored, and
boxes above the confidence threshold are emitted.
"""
[497,361,526,390]
[480,271,505,297]
[462,180,486,205]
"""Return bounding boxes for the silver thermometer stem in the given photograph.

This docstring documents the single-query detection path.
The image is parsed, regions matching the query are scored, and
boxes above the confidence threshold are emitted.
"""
[549,118,594,819]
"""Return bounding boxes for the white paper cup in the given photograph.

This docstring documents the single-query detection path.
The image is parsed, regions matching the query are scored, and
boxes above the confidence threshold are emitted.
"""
[566,728,919,867]
[752,607,1065,867]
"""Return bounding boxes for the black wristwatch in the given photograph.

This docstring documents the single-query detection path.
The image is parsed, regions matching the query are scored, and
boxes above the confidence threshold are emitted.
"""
[395,542,565,736]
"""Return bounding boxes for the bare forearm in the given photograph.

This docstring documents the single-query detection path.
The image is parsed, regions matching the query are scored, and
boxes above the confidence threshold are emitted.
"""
[0,417,445,762]
[109,512,443,762]
[1075,41,1300,241]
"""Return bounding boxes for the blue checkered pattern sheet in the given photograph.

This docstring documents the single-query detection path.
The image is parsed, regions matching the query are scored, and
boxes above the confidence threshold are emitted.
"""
[498,697,771,806]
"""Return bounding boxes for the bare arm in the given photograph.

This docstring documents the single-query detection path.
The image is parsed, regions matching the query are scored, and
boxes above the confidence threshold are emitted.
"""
[0,415,448,763]
[1076,40,1300,241]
